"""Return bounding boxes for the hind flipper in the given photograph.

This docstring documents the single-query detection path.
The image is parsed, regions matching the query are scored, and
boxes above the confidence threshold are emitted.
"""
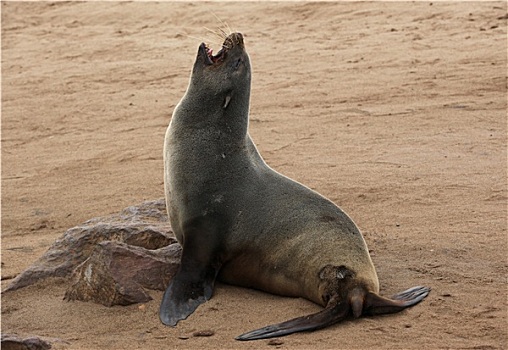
[391,286,430,303]
[236,300,349,341]
[364,286,430,316]
[236,285,430,341]
[159,217,223,326]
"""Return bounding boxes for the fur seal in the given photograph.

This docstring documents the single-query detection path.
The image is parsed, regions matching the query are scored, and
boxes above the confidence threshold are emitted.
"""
[160,31,430,340]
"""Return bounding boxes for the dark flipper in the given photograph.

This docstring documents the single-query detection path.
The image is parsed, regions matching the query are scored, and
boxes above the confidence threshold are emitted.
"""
[363,286,431,316]
[236,300,350,341]
[159,267,217,326]
[236,285,430,341]
[159,217,223,326]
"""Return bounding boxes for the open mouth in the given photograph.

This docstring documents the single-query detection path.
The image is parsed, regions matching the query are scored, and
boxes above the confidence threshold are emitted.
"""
[199,33,243,66]
[200,42,227,66]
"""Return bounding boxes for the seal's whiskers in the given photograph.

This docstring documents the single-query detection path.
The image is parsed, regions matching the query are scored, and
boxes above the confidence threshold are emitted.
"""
[204,26,226,41]
[211,11,233,38]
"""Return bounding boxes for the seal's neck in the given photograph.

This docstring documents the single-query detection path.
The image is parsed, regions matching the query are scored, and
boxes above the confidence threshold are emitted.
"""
[173,85,251,144]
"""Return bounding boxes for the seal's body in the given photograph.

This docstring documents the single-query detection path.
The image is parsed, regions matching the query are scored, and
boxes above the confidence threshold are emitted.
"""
[160,32,429,340]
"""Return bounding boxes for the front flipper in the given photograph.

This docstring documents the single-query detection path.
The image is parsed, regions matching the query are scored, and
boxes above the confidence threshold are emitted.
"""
[159,269,216,326]
[159,216,223,326]
[236,300,349,341]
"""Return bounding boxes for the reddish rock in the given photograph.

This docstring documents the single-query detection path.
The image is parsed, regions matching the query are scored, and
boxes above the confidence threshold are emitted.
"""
[3,199,181,307]
[64,241,181,306]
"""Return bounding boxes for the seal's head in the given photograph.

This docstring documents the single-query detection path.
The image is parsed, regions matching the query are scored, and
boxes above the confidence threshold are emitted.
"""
[197,32,246,69]
[188,32,251,111]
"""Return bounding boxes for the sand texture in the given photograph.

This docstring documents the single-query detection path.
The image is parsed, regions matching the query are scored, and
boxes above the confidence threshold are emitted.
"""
[2,2,507,349]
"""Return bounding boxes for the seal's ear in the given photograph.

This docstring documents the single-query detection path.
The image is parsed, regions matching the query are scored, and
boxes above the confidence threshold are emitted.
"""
[223,95,231,109]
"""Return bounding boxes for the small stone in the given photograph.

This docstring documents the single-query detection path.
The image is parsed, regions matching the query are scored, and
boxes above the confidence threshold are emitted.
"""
[192,330,215,337]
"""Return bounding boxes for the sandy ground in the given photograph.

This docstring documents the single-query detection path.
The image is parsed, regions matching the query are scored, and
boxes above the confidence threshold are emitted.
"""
[1,1,507,349]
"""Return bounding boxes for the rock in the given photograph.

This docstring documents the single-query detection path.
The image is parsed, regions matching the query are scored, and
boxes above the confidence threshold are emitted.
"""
[1,333,52,350]
[64,241,181,306]
[3,199,180,306]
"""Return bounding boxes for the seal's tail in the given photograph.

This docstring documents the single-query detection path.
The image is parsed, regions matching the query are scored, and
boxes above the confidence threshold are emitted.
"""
[235,286,430,341]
